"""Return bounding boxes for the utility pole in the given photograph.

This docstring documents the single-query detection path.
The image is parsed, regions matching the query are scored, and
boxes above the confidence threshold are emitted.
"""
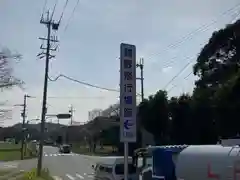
[69,105,74,125]
[37,11,59,176]
[20,94,27,160]
[136,58,144,101]
[136,58,145,147]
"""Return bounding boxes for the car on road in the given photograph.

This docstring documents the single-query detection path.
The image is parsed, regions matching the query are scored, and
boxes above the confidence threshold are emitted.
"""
[59,144,71,153]
[92,156,137,180]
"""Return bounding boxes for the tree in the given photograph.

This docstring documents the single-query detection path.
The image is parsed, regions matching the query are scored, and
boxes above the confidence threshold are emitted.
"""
[138,90,169,144]
[0,48,23,89]
[193,18,240,140]
[168,94,193,144]
[0,48,23,121]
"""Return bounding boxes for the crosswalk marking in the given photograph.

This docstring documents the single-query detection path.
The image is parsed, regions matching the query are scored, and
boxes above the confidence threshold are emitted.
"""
[43,153,79,157]
[65,173,94,180]
[76,173,84,179]
[66,174,75,180]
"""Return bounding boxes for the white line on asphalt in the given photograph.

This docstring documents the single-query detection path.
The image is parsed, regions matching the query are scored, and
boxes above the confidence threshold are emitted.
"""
[52,176,63,180]
[76,173,84,179]
[66,174,75,180]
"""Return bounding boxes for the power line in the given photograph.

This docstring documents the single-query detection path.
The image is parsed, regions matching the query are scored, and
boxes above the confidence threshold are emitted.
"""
[151,2,240,63]
[42,0,48,15]
[163,8,240,91]
[58,0,70,23]
[48,74,120,92]
[63,0,80,32]
[160,10,240,69]
[50,0,59,20]
[163,60,194,90]
[48,96,106,99]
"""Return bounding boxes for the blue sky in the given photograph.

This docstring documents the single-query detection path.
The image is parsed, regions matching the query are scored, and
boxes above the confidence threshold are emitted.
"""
[0,0,239,126]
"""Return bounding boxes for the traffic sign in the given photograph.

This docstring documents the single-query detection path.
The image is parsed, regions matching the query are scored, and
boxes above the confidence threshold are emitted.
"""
[120,43,136,143]
[56,113,71,119]
[124,119,134,130]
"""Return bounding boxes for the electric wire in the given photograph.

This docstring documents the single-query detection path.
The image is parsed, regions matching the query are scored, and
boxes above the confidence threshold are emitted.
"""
[58,0,70,24]
[50,0,59,20]
[63,0,80,32]
[163,8,240,91]
[42,0,48,15]
[48,74,120,92]
[151,2,240,62]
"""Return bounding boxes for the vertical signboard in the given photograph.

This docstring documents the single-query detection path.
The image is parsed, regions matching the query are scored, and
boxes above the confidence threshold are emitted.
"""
[120,43,136,143]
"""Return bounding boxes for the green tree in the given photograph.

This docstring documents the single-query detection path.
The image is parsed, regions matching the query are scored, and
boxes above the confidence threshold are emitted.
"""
[168,94,193,144]
[193,18,240,140]
[139,90,169,144]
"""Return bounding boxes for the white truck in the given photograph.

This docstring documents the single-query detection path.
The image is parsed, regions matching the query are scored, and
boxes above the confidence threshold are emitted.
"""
[132,139,240,180]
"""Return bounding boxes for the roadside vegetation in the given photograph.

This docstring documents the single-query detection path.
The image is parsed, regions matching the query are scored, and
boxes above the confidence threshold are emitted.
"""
[0,169,24,180]
[20,168,53,180]
[0,142,37,161]
[0,168,53,180]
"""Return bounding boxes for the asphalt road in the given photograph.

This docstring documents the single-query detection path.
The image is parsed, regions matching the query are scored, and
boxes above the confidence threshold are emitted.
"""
[42,146,96,180]
[0,146,102,180]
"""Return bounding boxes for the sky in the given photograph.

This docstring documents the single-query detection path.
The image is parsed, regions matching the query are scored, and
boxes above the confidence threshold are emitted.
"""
[0,0,239,126]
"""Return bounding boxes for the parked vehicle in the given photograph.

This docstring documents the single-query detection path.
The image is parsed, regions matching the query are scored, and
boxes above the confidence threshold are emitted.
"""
[92,156,137,180]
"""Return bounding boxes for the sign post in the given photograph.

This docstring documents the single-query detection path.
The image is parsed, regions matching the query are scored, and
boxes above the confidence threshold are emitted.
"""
[120,43,137,180]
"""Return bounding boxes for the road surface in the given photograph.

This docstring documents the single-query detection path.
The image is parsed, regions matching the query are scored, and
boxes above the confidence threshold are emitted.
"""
[0,146,103,180]
[43,146,95,180]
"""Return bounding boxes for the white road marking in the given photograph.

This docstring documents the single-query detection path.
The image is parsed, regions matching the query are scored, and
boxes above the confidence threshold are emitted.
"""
[3,164,18,168]
[66,174,75,180]
[53,176,63,180]
[44,153,78,157]
[76,173,84,179]
[83,173,87,176]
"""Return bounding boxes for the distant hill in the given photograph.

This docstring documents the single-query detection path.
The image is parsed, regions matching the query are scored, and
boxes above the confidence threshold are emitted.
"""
[12,122,66,131]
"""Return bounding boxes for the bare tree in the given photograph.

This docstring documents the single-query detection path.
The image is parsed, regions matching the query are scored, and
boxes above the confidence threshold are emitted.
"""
[0,48,23,121]
[0,48,23,89]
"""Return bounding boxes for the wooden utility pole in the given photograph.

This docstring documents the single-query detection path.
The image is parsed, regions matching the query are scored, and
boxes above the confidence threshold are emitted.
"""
[37,11,59,176]
[20,94,27,160]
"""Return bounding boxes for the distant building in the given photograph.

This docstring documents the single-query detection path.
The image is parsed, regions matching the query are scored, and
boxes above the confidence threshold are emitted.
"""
[88,109,103,121]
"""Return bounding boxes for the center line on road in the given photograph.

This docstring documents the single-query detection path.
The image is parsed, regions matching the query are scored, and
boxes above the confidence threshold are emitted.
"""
[66,174,75,180]
[76,173,84,179]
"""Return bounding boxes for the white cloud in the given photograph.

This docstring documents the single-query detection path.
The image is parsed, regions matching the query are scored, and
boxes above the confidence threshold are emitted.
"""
[161,66,173,73]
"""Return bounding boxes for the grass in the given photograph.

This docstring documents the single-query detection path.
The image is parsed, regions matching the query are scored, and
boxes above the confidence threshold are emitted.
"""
[0,169,12,176]
[0,170,25,180]
[0,143,37,161]
[72,145,118,156]
[19,168,54,180]
[0,142,21,150]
